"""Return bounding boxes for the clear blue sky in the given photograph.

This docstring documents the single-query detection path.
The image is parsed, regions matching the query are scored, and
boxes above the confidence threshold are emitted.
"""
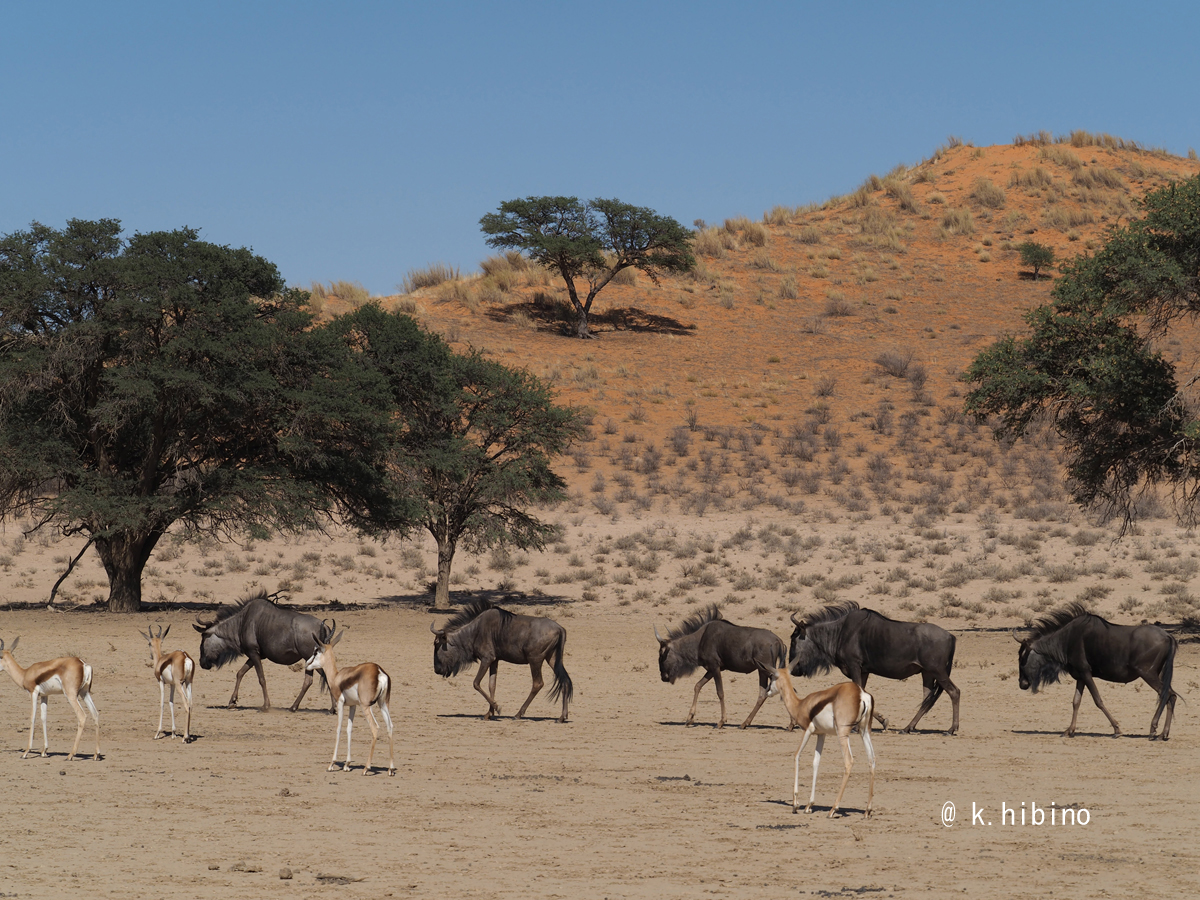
[3,2,1197,296]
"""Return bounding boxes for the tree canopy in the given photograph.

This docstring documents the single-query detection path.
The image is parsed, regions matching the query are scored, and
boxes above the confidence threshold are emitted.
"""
[0,219,393,611]
[964,174,1200,528]
[480,196,694,338]
[331,304,581,607]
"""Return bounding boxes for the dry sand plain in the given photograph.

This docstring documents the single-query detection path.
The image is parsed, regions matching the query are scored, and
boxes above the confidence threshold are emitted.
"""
[0,568,1197,900]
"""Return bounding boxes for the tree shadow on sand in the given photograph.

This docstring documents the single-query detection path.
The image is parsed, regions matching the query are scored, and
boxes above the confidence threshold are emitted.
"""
[489,294,696,337]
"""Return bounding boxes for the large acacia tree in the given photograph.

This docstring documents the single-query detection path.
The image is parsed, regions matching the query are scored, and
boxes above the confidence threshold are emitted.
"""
[331,304,581,607]
[964,174,1200,528]
[480,196,694,338]
[0,219,392,611]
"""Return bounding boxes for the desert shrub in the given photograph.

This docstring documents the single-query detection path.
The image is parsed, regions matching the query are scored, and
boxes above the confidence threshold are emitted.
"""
[611,266,637,285]
[480,251,529,277]
[797,225,823,244]
[883,178,918,212]
[1042,205,1094,231]
[764,205,793,226]
[940,207,974,236]
[778,275,798,300]
[1040,145,1082,171]
[743,222,769,246]
[875,349,913,378]
[969,178,1006,209]
[402,263,460,293]
[694,227,727,258]
[1072,166,1125,191]
[824,293,853,317]
[1009,167,1054,191]
[315,280,371,306]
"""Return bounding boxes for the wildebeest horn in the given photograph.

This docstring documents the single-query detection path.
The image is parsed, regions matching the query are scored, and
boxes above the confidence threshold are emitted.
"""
[430,621,445,636]
[1011,628,1026,643]
[790,612,802,626]
[653,625,666,645]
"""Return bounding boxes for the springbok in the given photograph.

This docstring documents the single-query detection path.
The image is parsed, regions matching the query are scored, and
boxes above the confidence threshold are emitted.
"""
[139,625,195,742]
[305,626,396,776]
[0,637,100,761]
[767,666,875,817]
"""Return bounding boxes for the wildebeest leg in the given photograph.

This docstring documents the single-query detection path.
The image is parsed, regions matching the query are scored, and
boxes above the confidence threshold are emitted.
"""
[472,660,499,719]
[944,674,961,735]
[686,672,713,726]
[847,668,887,730]
[289,667,318,712]
[1081,673,1120,736]
[713,670,728,728]
[901,671,942,733]
[740,667,771,729]
[516,659,544,719]
[228,660,254,707]
[251,657,271,712]
[1139,669,1176,740]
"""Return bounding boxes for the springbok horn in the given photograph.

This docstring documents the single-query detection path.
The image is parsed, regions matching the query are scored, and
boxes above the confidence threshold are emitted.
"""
[8,637,17,653]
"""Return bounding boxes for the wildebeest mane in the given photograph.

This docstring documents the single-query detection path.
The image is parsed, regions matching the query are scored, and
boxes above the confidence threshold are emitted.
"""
[202,588,274,627]
[799,600,860,629]
[667,604,722,640]
[1027,602,1099,640]
[443,597,515,632]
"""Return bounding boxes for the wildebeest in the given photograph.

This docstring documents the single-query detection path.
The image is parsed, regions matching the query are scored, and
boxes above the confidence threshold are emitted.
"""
[193,590,334,712]
[654,604,787,729]
[431,598,573,722]
[789,601,960,734]
[1015,602,1178,740]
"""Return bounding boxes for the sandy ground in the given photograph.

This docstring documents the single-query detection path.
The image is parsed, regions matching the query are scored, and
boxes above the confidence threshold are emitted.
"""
[0,603,1196,900]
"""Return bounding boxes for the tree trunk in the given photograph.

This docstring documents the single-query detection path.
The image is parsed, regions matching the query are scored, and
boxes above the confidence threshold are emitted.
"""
[93,531,163,613]
[434,535,457,609]
[574,307,592,339]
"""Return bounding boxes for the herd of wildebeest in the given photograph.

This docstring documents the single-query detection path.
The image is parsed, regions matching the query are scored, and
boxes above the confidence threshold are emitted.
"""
[0,590,1181,817]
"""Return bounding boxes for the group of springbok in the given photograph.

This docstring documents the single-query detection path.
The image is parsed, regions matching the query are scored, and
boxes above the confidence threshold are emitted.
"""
[0,621,396,777]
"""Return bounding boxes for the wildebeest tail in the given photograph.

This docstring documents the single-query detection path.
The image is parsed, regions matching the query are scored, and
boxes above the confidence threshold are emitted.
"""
[947,632,957,672]
[1161,635,1177,708]
[548,630,573,706]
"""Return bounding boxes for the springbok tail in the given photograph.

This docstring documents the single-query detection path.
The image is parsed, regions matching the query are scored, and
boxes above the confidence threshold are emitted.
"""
[81,663,93,695]
[548,632,573,705]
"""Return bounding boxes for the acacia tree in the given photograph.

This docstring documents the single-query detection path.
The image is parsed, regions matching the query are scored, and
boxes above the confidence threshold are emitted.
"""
[331,304,581,607]
[964,175,1200,529]
[480,196,694,338]
[0,220,392,611]
[1016,241,1055,279]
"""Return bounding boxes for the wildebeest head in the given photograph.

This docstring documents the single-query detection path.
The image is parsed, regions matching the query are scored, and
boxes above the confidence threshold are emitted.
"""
[1014,630,1060,693]
[430,621,476,677]
[654,605,721,683]
[193,617,237,670]
[787,608,844,678]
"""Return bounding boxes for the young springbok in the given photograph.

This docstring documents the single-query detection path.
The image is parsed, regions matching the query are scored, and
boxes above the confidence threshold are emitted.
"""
[305,627,396,776]
[0,637,101,761]
[767,666,875,817]
[139,625,195,742]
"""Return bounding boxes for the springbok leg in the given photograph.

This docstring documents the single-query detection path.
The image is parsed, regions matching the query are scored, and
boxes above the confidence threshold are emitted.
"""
[829,729,856,818]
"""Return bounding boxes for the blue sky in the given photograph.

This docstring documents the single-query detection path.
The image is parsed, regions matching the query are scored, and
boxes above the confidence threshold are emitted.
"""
[3,2,1197,295]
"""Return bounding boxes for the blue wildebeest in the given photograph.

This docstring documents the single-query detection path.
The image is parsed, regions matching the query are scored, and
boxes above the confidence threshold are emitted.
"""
[193,590,334,712]
[654,604,787,729]
[1015,602,1178,740]
[789,601,960,734]
[431,598,573,722]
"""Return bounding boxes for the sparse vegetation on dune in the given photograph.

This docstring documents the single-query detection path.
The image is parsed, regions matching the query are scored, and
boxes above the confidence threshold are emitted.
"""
[12,139,1200,629]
